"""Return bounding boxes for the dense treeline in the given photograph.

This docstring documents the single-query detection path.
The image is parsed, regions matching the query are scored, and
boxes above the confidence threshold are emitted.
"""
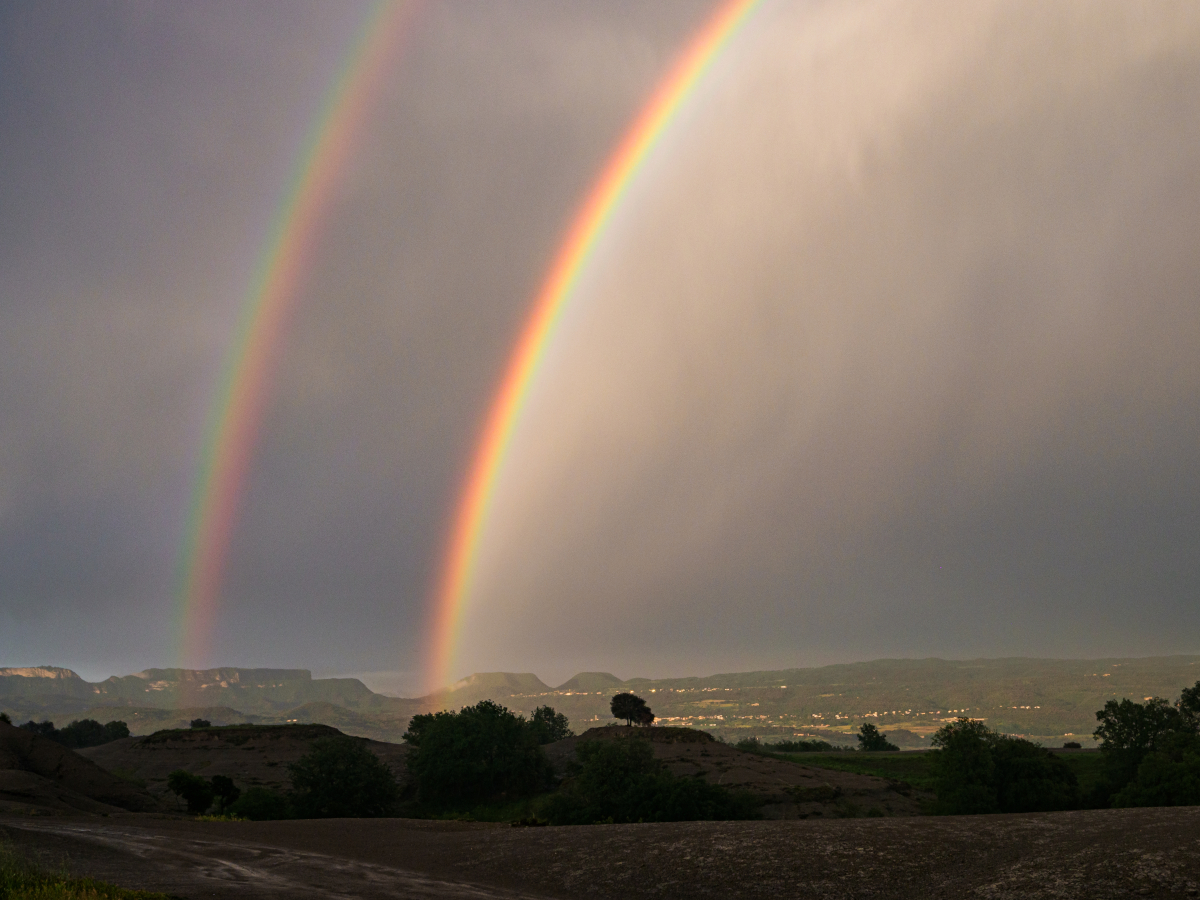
[14,718,129,749]
[928,680,1200,813]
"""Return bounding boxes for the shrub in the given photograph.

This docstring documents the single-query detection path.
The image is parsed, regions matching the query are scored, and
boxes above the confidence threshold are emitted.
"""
[403,701,552,806]
[537,737,759,825]
[189,719,211,729]
[289,736,399,818]
[167,770,215,814]
[227,787,294,821]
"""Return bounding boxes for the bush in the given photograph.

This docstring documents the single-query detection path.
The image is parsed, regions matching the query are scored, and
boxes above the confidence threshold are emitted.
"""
[857,723,899,752]
[536,737,759,825]
[167,770,215,814]
[288,736,400,817]
[227,787,294,821]
[190,719,211,729]
[930,718,1078,814]
[403,701,552,806]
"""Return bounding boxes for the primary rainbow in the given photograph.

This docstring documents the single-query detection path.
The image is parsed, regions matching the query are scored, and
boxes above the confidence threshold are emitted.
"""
[174,1,422,667]
[427,0,763,694]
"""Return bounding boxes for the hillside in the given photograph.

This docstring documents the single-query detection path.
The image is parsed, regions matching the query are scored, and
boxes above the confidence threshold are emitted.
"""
[5,655,1200,746]
[79,723,409,805]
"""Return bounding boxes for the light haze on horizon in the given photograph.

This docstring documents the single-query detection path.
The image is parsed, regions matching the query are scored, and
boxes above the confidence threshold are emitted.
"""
[2,1,1199,694]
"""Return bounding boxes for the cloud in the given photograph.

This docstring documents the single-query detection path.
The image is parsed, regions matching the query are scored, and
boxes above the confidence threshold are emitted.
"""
[458,0,1200,682]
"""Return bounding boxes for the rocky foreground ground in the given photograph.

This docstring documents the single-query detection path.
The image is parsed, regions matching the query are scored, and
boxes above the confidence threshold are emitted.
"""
[3,807,1200,900]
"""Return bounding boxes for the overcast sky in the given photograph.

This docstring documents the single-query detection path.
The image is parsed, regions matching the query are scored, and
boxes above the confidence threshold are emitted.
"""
[2,1,1199,695]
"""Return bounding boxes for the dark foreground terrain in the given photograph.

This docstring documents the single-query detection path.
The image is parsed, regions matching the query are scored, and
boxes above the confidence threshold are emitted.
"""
[4,807,1200,899]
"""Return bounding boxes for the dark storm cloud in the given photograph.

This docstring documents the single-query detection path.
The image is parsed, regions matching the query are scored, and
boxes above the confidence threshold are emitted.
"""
[458,0,1200,684]
[0,0,713,680]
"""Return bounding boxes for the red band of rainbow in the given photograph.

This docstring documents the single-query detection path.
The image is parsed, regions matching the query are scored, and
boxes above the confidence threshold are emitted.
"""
[426,0,763,694]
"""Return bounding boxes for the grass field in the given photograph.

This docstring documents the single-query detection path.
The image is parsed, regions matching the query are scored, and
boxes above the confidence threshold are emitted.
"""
[0,843,171,900]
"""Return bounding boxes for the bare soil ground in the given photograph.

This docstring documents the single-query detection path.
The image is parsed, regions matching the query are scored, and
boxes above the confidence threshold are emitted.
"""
[78,725,409,806]
[3,807,1200,899]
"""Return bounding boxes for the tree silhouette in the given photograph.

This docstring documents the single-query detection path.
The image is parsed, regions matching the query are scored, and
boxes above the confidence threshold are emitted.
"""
[611,693,652,726]
[856,722,899,751]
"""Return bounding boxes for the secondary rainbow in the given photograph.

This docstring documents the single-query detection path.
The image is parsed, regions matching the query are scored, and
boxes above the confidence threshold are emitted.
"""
[427,0,764,694]
[174,1,422,667]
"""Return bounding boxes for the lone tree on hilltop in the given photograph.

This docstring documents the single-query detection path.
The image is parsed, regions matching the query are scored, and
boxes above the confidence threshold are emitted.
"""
[190,718,211,729]
[857,722,899,752]
[611,692,653,726]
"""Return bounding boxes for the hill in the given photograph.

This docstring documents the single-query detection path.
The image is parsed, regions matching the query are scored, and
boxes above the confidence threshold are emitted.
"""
[79,723,408,806]
[5,655,1200,746]
[0,718,162,815]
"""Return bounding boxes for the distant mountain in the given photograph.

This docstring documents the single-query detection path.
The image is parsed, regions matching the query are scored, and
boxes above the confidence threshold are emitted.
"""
[6,655,1200,747]
[0,666,412,720]
[554,672,626,692]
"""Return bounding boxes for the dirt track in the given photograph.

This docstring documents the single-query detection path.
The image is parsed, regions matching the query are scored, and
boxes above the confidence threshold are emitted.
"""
[4,807,1200,899]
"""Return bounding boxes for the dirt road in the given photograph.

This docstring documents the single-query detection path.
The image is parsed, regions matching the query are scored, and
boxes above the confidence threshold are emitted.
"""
[4,807,1200,899]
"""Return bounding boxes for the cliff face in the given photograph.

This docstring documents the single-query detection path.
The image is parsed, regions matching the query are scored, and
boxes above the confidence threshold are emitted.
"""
[0,666,408,720]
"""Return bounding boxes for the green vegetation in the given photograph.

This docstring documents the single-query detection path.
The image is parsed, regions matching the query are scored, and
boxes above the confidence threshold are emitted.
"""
[929,718,1078,814]
[1093,681,1200,807]
[169,734,398,819]
[527,705,573,743]
[856,723,899,752]
[227,787,293,821]
[535,736,759,825]
[288,736,399,817]
[610,693,654,726]
[403,700,552,806]
[784,751,941,793]
[16,719,129,749]
[189,719,211,729]
[0,842,170,899]
[166,770,214,814]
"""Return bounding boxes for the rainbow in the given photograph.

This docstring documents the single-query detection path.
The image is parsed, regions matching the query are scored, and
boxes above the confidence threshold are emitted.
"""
[427,0,763,694]
[174,1,422,667]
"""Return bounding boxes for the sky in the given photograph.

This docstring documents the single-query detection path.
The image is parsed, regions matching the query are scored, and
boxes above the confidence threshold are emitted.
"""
[2,1,1199,696]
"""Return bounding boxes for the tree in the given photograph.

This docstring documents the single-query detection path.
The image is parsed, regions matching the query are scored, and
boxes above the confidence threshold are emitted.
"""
[210,775,241,813]
[190,719,211,729]
[929,718,1078,815]
[528,706,573,744]
[610,693,652,726]
[167,770,215,815]
[403,701,551,806]
[856,723,899,752]
[289,736,400,818]
[1094,697,1184,791]
[1111,731,1200,808]
[1092,683,1200,803]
